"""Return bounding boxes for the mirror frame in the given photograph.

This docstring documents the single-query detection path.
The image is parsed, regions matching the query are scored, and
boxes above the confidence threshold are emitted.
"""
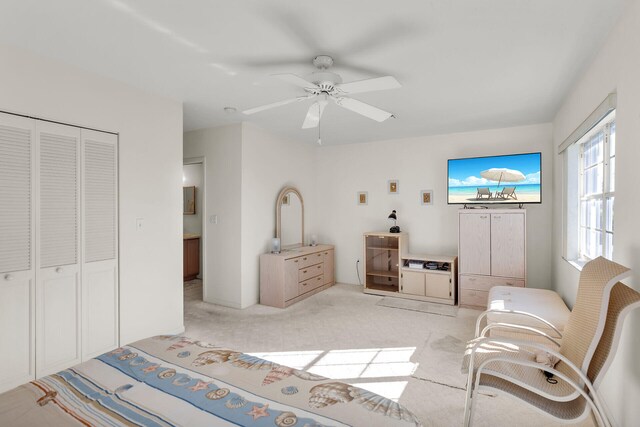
[183,186,196,215]
[276,186,304,247]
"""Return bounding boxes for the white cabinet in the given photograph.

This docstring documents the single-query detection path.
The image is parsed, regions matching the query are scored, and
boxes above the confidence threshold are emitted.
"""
[0,112,119,391]
[399,254,457,305]
[458,210,526,309]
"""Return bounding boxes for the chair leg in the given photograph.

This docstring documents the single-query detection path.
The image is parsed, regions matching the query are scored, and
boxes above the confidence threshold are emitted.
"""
[463,372,475,427]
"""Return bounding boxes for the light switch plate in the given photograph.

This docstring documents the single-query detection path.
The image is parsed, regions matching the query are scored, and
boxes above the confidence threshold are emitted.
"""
[210,215,218,224]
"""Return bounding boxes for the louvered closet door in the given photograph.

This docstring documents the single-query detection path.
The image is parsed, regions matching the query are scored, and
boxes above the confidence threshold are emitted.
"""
[35,121,82,377]
[81,129,118,359]
[0,113,35,393]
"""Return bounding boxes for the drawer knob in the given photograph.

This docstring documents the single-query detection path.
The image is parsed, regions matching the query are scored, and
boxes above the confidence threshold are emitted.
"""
[4,274,13,281]
[317,277,321,281]
[303,270,308,273]
[55,267,63,273]
[303,257,307,261]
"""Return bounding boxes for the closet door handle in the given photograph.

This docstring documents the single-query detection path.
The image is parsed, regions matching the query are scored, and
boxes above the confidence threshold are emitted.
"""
[55,267,63,273]
[3,274,13,281]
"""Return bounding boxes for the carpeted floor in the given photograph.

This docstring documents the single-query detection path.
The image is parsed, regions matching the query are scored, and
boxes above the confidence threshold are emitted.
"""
[183,282,594,427]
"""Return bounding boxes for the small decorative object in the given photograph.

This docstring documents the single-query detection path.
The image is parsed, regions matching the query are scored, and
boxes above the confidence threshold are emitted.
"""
[282,194,290,205]
[388,180,399,194]
[271,237,281,254]
[357,191,368,205]
[421,189,433,205]
[388,210,400,233]
[310,234,318,247]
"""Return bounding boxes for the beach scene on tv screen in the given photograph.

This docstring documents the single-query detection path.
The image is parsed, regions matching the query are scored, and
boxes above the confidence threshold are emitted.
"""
[448,153,541,204]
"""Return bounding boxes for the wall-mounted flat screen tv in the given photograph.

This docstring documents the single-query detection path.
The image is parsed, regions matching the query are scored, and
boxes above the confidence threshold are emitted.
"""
[447,152,541,205]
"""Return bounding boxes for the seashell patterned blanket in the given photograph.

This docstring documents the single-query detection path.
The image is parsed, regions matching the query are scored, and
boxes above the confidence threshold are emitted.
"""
[0,335,422,426]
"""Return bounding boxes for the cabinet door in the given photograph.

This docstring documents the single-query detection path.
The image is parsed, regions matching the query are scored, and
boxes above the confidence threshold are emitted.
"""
[491,213,525,278]
[401,270,425,296]
[184,238,200,279]
[81,130,119,359]
[0,113,36,392]
[425,273,452,300]
[36,121,82,377]
[323,249,334,285]
[459,213,491,275]
[284,259,299,301]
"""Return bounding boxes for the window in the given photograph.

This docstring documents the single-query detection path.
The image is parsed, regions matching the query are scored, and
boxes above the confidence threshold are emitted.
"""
[577,114,615,261]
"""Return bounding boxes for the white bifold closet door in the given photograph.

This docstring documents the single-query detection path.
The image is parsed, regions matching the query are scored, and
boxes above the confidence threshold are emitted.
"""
[35,121,82,377]
[0,113,36,392]
[81,129,118,359]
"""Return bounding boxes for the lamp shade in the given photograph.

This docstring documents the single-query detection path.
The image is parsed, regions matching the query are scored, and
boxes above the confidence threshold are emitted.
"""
[388,210,397,220]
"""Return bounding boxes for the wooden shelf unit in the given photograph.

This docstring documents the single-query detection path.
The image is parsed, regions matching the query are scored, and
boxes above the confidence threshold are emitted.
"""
[363,232,457,305]
[363,232,407,295]
[400,253,458,305]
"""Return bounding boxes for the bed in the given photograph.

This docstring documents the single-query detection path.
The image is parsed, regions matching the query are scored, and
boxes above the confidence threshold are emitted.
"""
[0,335,422,426]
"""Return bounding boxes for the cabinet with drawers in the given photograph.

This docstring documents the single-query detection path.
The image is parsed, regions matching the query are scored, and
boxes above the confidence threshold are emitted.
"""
[458,210,526,309]
[260,245,335,308]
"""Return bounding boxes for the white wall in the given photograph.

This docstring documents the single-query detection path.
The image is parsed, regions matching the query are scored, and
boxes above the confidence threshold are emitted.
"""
[552,0,640,424]
[0,43,184,344]
[184,125,242,307]
[240,123,317,308]
[315,124,554,289]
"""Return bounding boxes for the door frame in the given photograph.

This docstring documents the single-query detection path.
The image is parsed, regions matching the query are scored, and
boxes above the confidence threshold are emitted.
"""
[183,157,206,299]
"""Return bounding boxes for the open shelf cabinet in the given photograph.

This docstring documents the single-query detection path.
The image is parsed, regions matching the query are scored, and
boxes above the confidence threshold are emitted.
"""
[363,232,408,295]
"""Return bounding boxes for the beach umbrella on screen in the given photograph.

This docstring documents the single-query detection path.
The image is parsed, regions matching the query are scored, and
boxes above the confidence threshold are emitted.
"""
[480,168,525,187]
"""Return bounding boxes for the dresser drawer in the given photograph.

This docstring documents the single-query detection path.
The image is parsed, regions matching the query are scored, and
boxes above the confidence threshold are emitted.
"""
[299,263,323,282]
[460,275,524,292]
[292,252,323,269]
[299,275,324,295]
[460,289,489,308]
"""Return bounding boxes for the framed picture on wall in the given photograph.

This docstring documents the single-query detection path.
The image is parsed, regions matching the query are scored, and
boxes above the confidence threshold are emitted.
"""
[421,189,433,205]
[388,180,399,194]
[357,191,368,205]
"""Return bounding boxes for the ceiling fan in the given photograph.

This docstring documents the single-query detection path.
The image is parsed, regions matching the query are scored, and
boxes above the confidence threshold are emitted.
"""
[242,55,401,130]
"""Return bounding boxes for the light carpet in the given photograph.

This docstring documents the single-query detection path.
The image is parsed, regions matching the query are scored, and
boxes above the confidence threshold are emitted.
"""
[183,283,594,427]
[376,297,459,317]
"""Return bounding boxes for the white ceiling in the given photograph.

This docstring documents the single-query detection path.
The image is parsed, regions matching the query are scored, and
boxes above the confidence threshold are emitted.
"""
[0,0,626,144]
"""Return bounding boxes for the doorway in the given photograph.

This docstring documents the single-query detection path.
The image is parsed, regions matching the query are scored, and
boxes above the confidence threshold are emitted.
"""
[183,158,205,302]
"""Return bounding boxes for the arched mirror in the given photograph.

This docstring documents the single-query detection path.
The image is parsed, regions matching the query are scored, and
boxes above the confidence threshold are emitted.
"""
[276,187,304,249]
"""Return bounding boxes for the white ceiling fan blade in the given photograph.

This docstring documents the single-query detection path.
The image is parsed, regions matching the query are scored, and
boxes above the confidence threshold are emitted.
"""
[243,95,315,115]
[302,99,328,129]
[273,73,319,90]
[335,76,401,95]
[334,97,394,122]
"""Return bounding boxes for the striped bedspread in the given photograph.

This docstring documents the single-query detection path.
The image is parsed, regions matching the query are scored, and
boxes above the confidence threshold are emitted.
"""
[0,335,422,426]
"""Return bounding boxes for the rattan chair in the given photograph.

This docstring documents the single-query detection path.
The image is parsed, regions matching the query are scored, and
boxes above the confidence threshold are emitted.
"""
[461,257,638,427]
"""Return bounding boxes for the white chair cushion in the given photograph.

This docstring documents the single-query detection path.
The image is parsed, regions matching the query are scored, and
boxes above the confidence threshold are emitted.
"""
[487,286,570,334]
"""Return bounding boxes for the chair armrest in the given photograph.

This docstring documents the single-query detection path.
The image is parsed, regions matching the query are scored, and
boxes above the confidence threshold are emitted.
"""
[479,322,561,348]
[475,308,563,339]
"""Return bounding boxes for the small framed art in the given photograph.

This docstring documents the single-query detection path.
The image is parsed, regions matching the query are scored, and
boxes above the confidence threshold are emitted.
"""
[388,180,399,194]
[421,190,433,205]
[357,191,368,205]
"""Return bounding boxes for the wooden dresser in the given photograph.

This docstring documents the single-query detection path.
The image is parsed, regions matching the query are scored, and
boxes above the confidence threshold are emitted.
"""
[183,234,200,281]
[260,245,335,308]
